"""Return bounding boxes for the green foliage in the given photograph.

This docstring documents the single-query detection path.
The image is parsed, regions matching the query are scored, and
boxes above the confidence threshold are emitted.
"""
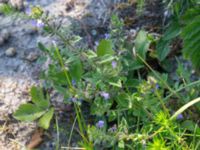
[181,7,200,69]
[13,104,46,122]
[156,21,181,61]
[69,58,83,82]
[148,138,170,150]
[136,0,146,15]
[0,4,16,15]
[38,108,54,129]
[157,1,200,69]
[135,30,150,60]
[13,86,54,129]
[97,39,114,57]
[30,86,49,109]
[11,5,200,150]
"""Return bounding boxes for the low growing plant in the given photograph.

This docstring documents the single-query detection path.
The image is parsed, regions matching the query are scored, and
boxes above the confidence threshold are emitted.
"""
[5,2,200,150]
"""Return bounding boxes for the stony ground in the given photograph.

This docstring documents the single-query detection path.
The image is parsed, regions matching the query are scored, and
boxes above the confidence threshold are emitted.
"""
[0,0,124,149]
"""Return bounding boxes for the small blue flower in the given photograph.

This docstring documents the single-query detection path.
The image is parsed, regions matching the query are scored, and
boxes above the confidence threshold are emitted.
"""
[104,33,110,39]
[100,92,110,100]
[95,41,99,47]
[151,89,155,93]
[36,19,45,28]
[30,19,37,26]
[96,120,104,128]
[69,97,77,103]
[30,19,45,28]
[111,61,117,68]
[155,83,160,89]
[25,6,31,15]
[72,79,76,86]
[177,114,184,120]
[108,124,117,132]
[52,40,57,47]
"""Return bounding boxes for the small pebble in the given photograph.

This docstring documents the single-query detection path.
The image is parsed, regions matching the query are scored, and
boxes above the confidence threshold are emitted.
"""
[1,29,10,40]
[5,47,16,57]
[26,52,38,62]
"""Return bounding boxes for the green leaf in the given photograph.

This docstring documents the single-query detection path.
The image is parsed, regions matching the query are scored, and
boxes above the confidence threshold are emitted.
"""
[128,59,144,71]
[135,30,150,60]
[38,108,54,129]
[118,140,125,149]
[156,21,181,61]
[181,120,198,132]
[156,39,171,61]
[0,4,15,15]
[163,22,181,41]
[181,8,200,69]
[70,58,83,81]
[30,86,49,109]
[91,98,113,116]
[97,55,115,64]
[109,79,122,88]
[38,42,49,52]
[13,104,46,122]
[97,39,114,57]
[116,93,130,108]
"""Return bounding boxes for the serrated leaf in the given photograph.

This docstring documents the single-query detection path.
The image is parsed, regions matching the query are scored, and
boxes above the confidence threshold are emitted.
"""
[30,86,49,109]
[70,58,83,81]
[38,108,54,129]
[97,39,114,57]
[13,104,46,122]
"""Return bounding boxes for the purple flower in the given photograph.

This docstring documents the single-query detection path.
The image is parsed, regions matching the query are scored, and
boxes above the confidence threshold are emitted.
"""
[30,19,45,28]
[104,33,110,39]
[96,120,104,128]
[72,79,76,86]
[108,124,117,132]
[30,19,37,26]
[100,92,110,100]
[69,97,77,103]
[111,61,117,68]
[36,20,45,28]
[25,6,31,15]
[177,114,184,120]
[95,41,99,47]
[155,83,159,89]
[52,40,57,47]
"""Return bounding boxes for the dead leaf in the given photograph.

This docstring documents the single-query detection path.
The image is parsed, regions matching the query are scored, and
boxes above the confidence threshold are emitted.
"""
[27,128,44,149]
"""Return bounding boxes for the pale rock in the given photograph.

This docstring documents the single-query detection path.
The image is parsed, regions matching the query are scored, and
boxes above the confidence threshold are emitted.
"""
[10,0,24,10]
[26,52,38,62]
[1,29,10,40]
[5,47,16,57]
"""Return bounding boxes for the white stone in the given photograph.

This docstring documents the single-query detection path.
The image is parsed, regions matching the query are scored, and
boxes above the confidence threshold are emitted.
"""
[5,47,16,57]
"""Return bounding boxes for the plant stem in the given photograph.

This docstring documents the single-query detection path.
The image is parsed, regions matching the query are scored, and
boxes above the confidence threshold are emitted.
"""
[67,116,77,148]
[136,53,181,99]
[164,79,200,101]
